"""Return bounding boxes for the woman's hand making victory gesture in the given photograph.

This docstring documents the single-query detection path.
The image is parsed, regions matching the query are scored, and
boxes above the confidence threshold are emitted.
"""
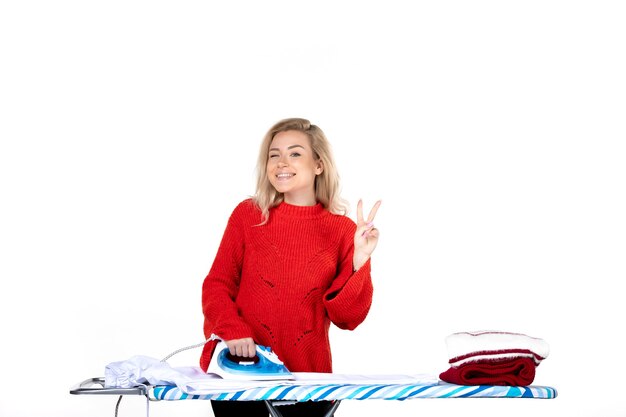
[353,199,382,271]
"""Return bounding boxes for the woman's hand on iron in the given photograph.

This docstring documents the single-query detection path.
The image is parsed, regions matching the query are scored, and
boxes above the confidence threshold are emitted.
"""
[353,199,382,271]
[225,337,256,357]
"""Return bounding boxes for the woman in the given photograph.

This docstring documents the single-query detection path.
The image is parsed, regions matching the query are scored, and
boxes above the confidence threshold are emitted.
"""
[201,117,381,416]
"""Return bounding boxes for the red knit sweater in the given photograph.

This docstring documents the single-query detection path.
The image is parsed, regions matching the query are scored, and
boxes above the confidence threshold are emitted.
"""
[200,199,373,373]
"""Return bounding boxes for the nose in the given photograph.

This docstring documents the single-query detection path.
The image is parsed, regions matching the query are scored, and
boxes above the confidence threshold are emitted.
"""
[277,155,288,167]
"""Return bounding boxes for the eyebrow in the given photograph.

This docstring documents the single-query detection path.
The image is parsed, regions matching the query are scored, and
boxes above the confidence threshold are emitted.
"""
[269,144,306,152]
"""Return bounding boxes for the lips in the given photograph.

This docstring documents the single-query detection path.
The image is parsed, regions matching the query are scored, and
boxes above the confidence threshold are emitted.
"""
[276,173,295,180]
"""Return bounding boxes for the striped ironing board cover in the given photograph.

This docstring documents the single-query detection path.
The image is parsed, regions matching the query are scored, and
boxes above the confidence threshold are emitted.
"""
[151,382,557,401]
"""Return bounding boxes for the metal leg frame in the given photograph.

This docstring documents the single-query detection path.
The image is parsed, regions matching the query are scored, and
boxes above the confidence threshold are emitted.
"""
[265,399,341,417]
[71,378,151,417]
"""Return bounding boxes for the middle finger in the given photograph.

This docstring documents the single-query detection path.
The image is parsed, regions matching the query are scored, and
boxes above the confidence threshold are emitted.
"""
[367,200,382,223]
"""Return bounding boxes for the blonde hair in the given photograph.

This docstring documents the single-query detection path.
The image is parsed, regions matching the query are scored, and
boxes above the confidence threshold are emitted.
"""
[254,118,348,224]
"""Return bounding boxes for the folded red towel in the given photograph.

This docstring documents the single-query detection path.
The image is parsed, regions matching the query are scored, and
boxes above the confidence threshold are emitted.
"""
[439,331,550,386]
[439,357,537,386]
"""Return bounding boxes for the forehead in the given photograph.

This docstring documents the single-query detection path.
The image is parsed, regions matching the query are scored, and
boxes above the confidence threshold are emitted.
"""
[269,130,311,149]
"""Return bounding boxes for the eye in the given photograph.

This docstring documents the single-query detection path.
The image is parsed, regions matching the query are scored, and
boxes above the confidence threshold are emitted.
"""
[290,152,301,157]
[269,154,279,159]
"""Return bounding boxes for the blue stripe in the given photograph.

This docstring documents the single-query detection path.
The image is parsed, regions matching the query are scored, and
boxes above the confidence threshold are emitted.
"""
[505,386,522,397]
[425,384,456,397]
[404,385,434,399]
[521,387,534,398]
[317,385,343,400]
[344,385,372,399]
[160,386,175,399]
[459,386,490,398]
[243,387,264,401]
[387,385,418,400]
[359,385,390,399]
[303,385,336,401]
[276,385,298,400]
[230,390,245,401]
[440,386,469,398]
[259,385,283,400]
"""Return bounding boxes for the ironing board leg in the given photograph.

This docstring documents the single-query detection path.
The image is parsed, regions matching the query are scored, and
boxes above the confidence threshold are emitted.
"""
[323,400,341,417]
[264,401,283,417]
[264,400,341,417]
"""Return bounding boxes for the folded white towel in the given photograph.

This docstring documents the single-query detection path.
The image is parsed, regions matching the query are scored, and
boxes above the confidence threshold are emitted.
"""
[445,331,550,367]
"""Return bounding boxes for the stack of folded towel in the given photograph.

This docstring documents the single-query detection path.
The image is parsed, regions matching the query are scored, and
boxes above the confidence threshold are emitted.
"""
[439,330,550,386]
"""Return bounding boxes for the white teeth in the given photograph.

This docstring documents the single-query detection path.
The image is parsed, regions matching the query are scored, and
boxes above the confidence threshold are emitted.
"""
[277,173,294,178]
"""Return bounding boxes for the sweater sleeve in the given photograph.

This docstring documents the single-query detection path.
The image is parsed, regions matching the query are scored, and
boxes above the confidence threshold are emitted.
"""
[202,204,253,341]
[323,243,374,331]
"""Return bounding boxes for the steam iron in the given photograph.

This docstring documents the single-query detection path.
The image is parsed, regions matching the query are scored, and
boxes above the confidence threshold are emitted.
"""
[207,339,294,381]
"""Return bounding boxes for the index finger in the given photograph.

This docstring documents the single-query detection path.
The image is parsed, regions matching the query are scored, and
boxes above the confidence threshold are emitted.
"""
[357,199,364,224]
[367,200,382,223]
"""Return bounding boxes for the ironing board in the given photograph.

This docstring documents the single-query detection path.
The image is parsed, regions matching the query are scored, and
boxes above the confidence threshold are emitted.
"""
[71,377,557,417]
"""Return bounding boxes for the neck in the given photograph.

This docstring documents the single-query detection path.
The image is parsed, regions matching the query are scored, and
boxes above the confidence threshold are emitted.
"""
[283,192,317,206]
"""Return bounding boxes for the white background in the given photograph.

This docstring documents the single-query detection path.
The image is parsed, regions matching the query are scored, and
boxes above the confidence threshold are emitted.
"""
[1,1,625,416]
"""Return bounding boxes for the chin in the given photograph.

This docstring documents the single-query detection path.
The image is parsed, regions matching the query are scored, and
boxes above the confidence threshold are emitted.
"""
[271,186,290,195]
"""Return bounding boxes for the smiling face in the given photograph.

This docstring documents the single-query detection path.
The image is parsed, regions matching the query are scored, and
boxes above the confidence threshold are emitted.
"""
[266,130,324,206]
